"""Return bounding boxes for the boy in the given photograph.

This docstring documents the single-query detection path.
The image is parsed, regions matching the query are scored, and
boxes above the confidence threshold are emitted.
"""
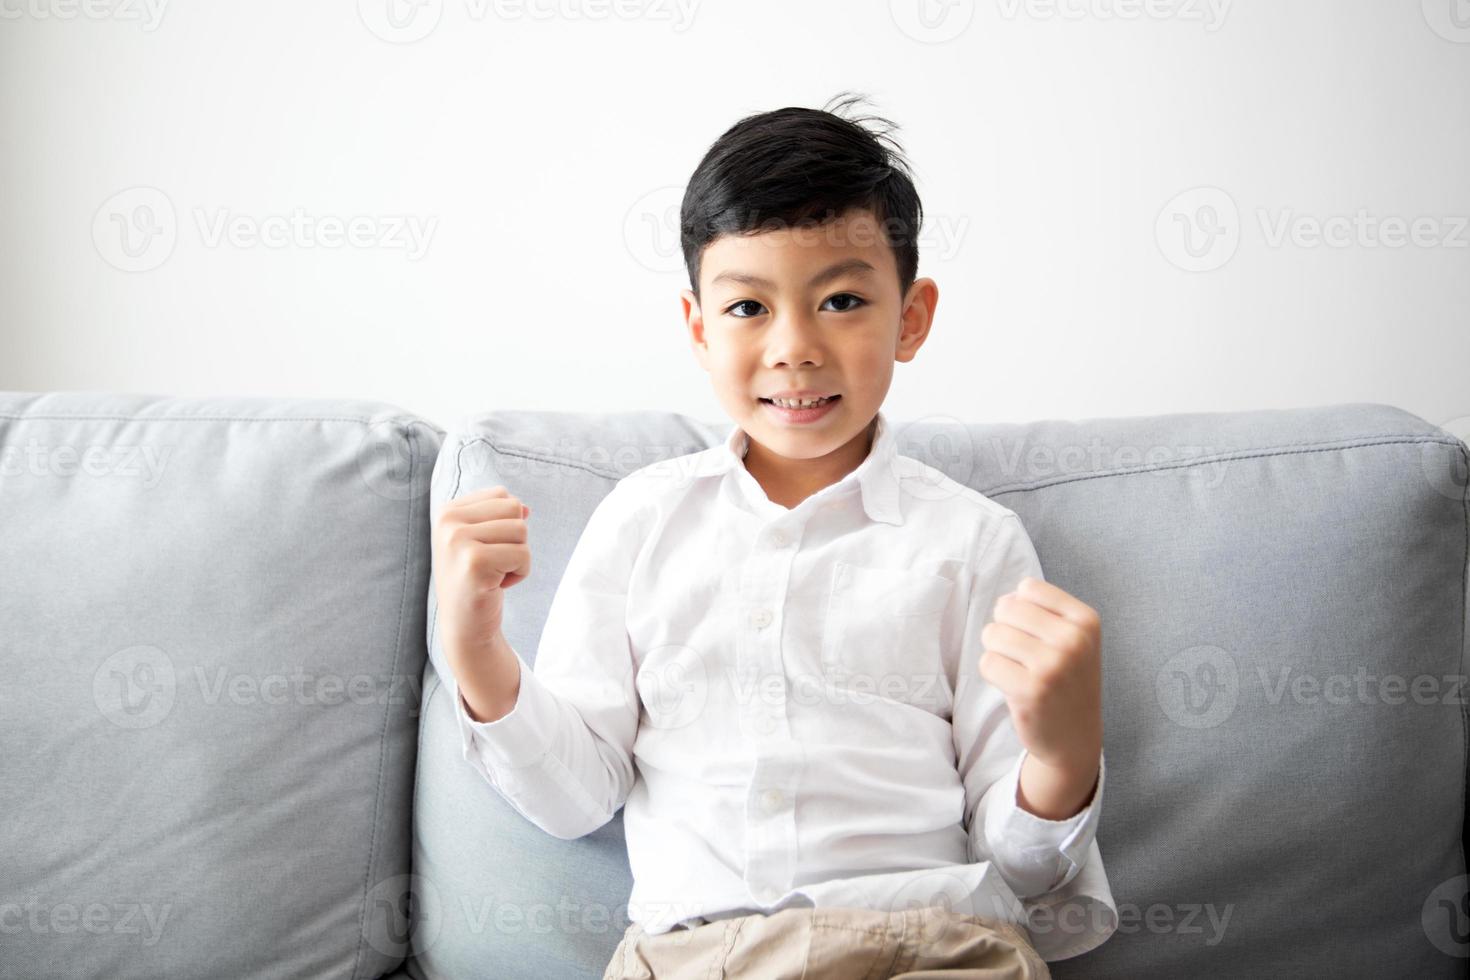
[432,93,1116,978]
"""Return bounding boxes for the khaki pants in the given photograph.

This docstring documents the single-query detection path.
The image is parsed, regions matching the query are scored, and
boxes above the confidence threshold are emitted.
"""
[602,905,1052,980]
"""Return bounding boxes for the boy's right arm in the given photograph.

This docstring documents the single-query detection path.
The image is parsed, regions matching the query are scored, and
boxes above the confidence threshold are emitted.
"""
[432,486,531,724]
[431,482,643,841]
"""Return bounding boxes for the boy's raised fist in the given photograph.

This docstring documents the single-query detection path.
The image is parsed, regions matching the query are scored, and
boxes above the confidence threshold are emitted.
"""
[431,485,532,668]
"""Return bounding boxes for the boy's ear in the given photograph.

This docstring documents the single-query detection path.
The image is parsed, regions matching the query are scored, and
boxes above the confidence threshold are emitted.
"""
[896,276,939,363]
[681,288,709,366]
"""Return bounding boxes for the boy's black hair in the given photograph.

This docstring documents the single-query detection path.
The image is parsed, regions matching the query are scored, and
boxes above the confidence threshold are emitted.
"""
[680,91,923,304]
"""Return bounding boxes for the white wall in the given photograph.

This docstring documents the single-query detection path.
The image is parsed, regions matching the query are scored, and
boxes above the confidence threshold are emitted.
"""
[2,0,1467,437]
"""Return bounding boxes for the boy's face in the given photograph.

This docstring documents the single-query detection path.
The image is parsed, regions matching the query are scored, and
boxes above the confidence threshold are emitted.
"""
[680,207,938,483]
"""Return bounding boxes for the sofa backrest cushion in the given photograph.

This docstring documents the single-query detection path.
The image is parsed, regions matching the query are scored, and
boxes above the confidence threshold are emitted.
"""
[0,392,441,980]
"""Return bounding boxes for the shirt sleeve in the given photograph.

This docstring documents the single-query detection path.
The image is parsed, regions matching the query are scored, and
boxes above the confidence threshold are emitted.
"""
[450,477,646,841]
[951,515,1116,959]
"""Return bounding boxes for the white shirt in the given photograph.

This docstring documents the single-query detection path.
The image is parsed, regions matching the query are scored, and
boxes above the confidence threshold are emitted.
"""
[452,410,1118,962]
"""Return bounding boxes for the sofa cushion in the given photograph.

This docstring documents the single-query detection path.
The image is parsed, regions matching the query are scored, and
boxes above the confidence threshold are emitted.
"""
[0,392,441,980]
[411,403,1467,979]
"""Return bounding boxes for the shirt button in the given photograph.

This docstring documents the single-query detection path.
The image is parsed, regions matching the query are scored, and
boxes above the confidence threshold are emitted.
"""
[749,608,772,629]
[770,530,788,548]
[760,788,785,813]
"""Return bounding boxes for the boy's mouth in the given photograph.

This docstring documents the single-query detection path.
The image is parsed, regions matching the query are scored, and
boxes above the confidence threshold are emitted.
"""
[758,394,841,409]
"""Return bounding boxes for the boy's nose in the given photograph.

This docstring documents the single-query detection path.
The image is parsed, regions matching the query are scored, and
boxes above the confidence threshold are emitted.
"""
[765,315,824,365]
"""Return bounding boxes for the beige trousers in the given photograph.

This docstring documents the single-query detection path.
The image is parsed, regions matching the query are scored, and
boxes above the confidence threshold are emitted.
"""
[602,905,1052,980]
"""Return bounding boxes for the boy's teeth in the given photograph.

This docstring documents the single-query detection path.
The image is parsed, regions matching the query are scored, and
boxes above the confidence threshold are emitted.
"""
[771,396,834,409]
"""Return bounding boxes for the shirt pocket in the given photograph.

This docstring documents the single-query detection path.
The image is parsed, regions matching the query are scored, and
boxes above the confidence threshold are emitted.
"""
[820,561,954,702]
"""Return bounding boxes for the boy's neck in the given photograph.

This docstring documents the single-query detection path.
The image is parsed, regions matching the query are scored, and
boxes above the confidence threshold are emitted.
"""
[740,416,878,511]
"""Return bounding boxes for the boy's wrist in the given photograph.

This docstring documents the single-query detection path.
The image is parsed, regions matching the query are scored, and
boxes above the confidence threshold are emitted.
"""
[1016,748,1101,821]
[454,629,521,724]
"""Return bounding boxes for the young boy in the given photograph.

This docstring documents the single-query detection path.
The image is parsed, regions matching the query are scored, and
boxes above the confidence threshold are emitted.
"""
[432,93,1116,978]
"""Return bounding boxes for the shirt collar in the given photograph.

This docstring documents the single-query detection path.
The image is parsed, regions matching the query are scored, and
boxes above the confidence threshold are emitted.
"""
[688,409,904,525]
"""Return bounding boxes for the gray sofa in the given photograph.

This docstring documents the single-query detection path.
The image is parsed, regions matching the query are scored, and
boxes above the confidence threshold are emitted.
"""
[2,390,1466,979]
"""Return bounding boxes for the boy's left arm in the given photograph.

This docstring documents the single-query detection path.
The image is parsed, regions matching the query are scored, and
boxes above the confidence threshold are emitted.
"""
[953,514,1106,902]
[982,572,1103,824]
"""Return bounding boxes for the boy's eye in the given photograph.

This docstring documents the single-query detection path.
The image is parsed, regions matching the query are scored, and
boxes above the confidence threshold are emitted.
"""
[822,293,865,313]
[725,299,765,318]
[722,294,867,318]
